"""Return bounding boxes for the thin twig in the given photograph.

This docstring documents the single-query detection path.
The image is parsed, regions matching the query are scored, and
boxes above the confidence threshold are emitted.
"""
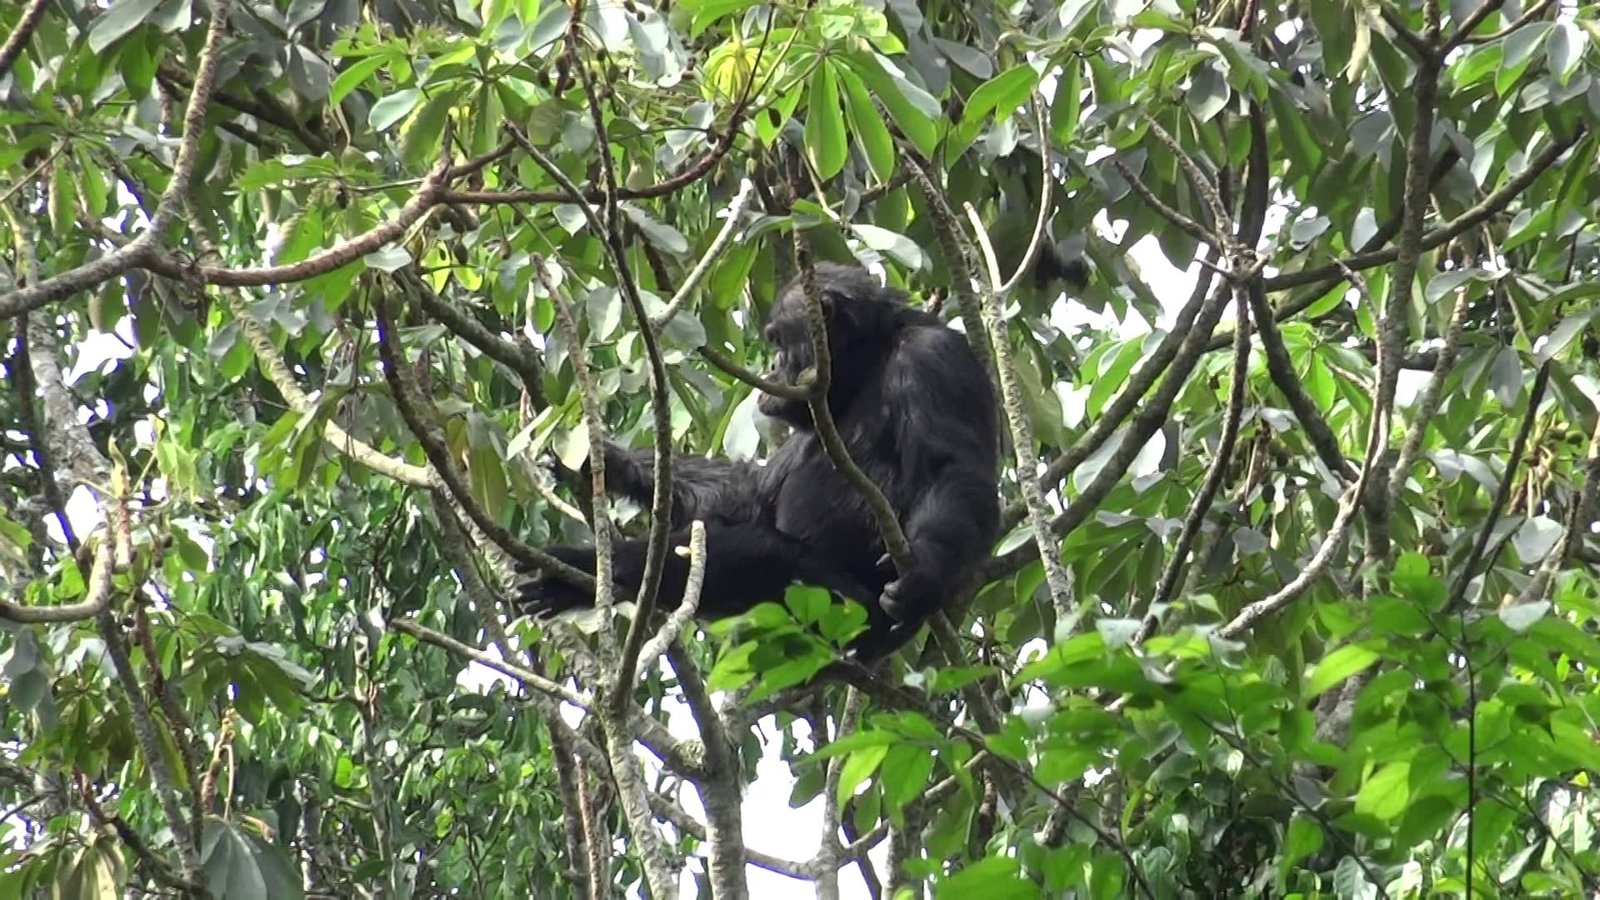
[1136,279,1252,637]
[1141,115,1234,239]
[898,141,991,371]
[538,261,618,619]
[1113,160,1222,249]
[635,522,707,668]
[390,619,591,707]
[790,237,914,576]
[652,180,756,329]
[1385,284,1473,499]
[1439,0,1505,53]
[997,94,1057,295]
[965,202,1073,613]
[1445,360,1552,612]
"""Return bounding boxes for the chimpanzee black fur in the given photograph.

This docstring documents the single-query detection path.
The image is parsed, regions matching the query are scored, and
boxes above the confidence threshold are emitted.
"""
[514,263,1000,660]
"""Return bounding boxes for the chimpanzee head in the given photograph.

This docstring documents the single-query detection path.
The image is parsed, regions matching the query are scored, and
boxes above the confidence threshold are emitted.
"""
[756,263,905,426]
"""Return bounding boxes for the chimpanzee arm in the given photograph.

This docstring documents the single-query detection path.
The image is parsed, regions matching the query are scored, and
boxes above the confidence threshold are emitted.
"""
[514,524,875,620]
[877,326,1001,621]
[591,441,762,527]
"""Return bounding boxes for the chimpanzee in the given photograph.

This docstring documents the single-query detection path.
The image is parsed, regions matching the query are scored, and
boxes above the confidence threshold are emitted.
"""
[514,263,1000,660]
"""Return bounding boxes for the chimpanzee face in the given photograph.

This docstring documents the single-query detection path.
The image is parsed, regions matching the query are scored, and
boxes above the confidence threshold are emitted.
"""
[755,288,823,426]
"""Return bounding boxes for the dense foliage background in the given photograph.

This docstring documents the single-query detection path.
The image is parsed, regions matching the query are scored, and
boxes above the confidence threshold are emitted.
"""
[2,0,1599,896]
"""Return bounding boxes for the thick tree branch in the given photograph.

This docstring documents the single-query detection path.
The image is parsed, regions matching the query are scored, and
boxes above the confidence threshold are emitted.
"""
[148,0,231,235]
[0,538,113,623]
[1244,280,1355,479]
[11,249,202,881]
[538,262,620,619]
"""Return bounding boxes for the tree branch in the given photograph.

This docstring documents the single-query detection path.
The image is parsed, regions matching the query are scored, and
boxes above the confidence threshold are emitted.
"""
[989,279,1233,577]
[791,238,913,577]
[390,619,590,707]
[373,293,592,584]
[1445,361,1552,612]
[398,269,546,407]
[0,0,49,81]
[0,537,113,623]
[965,203,1073,613]
[1003,253,1221,531]
[1136,279,1251,635]
[1261,128,1585,295]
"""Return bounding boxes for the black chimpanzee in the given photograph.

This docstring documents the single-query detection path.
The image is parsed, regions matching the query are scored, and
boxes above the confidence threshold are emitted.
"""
[514,263,1000,660]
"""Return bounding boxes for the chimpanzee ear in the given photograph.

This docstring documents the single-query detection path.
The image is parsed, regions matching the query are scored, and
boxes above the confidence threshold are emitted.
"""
[819,287,850,321]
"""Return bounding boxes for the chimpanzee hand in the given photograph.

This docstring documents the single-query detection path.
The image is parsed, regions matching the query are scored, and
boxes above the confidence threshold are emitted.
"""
[512,573,590,619]
[875,552,936,623]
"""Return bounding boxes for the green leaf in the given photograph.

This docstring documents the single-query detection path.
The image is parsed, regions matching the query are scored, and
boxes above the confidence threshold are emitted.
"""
[838,66,895,181]
[1280,814,1324,874]
[879,744,935,810]
[88,0,163,54]
[1547,21,1585,83]
[848,52,939,157]
[1306,643,1381,697]
[1051,58,1083,145]
[1186,61,1230,122]
[678,0,761,37]
[48,161,76,237]
[784,584,831,624]
[936,856,1039,900]
[1354,760,1410,821]
[963,64,1039,127]
[950,63,1039,158]
[621,204,690,255]
[850,223,925,270]
[200,821,305,900]
[834,743,890,807]
[806,61,848,181]
[369,88,422,132]
[401,88,458,171]
[331,55,391,105]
